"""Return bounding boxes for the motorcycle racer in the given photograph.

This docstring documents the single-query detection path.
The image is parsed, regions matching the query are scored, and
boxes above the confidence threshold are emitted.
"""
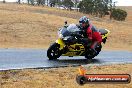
[78,16,102,55]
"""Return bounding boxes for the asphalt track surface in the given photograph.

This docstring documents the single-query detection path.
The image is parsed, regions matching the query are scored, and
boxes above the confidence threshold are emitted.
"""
[0,49,132,70]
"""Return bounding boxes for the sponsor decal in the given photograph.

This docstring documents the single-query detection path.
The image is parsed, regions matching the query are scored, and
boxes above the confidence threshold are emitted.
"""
[76,66,131,85]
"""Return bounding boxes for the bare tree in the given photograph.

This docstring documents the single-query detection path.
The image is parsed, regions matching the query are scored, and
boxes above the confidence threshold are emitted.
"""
[27,0,35,5]
[27,0,30,4]
[37,0,45,6]
[3,0,5,3]
[46,0,49,6]
[18,0,21,4]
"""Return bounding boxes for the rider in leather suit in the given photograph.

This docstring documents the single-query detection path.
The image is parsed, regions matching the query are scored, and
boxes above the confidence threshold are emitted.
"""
[78,16,102,55]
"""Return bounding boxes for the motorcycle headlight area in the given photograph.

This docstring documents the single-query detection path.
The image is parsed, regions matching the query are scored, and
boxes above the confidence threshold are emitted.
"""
[59,34,64,38]
[63,36,71,40]
[58,28,64,38]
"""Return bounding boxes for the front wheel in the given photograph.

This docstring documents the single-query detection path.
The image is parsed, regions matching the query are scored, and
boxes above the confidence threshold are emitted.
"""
[47,43,61,60]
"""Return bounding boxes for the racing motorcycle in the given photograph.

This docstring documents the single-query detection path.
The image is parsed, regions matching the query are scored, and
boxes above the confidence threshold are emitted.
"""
[47,22,110,60]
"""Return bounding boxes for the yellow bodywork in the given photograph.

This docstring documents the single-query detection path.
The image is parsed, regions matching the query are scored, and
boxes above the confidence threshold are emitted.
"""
[101,29,110,39]
[56,38,65,50]
[63,44,85,56]
[56,39,85,56]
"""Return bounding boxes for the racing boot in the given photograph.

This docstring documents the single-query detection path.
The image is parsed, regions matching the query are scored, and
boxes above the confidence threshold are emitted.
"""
[90,41,99,56]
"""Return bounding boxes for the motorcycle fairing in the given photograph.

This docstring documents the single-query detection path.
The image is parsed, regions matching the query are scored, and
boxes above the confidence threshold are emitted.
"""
[62,44,85,56]
[56,38,85,56]
[100,29,110,39]
[56,38,65,50]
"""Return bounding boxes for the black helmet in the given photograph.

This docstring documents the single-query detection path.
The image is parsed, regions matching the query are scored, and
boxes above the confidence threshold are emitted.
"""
[79,16,89,24]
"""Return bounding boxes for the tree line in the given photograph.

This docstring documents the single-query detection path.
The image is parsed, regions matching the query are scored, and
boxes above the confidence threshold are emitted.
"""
[2,0,78,8]
[2,0,127,21]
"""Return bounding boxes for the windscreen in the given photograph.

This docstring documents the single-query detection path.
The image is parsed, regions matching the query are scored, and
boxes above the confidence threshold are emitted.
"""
[59,27,71,37]
[59,24,80,37]
[67,24,80,33]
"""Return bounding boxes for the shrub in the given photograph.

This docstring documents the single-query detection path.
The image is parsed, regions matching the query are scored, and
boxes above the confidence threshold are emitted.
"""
[111,8,127,21]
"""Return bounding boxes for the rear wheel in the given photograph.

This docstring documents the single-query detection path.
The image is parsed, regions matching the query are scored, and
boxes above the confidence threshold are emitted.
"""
[85,44,102,59]
[47,43,61,60]
[85,51,94,59]
[95,44,102,56]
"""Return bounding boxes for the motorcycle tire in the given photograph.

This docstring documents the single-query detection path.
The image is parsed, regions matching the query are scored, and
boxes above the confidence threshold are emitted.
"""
[94,44,102,56]
[47,43,61,60]
[85,51,94,59]
[85,44,102,59]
